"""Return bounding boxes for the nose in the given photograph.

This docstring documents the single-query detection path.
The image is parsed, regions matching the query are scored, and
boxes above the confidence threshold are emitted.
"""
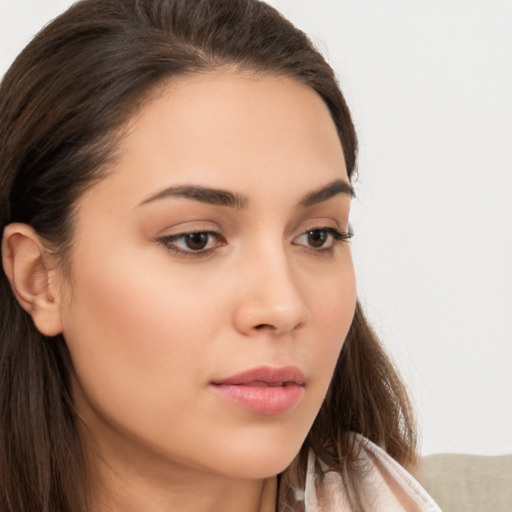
[232,248,310,337]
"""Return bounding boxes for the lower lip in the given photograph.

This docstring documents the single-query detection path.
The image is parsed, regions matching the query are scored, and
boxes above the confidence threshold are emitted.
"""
[211,383,305,415]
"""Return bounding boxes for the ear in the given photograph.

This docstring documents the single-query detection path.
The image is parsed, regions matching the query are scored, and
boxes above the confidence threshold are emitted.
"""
[2,223,64,336]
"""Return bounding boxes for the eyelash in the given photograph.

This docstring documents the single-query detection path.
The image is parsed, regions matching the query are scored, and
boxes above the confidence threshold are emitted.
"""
[157,227,353,258]
[292,227,352,255]
[157,231,226,258]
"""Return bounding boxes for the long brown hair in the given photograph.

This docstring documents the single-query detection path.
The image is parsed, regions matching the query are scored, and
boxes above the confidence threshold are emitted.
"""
[0,1,416,511]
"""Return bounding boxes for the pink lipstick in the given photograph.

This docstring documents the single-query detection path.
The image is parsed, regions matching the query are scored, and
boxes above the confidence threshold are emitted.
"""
[211,366,305,415]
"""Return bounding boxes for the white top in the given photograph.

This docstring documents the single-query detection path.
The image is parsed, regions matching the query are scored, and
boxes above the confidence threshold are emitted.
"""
[286,435,442,511]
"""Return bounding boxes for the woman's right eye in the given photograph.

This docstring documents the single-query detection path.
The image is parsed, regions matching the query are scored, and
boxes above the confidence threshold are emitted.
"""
[158,231,226,257]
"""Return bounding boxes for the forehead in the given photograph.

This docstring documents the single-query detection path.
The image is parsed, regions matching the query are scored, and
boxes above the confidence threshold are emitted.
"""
[81,70,348,210]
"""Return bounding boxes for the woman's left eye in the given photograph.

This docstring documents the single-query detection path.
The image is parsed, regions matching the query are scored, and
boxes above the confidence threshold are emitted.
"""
[158,231,225,256]
[292,227,352,251]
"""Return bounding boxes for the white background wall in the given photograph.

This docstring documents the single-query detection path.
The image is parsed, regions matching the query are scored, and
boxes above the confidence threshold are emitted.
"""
[1,0,511,456]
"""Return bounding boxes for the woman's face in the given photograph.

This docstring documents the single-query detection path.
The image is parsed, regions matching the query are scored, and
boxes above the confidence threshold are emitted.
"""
[57,71,357,480]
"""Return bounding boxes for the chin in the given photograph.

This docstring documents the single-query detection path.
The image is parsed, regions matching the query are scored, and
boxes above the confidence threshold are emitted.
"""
[199,432,306,480]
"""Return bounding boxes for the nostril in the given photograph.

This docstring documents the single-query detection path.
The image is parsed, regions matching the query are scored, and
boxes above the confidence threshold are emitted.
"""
[254,324,273,330]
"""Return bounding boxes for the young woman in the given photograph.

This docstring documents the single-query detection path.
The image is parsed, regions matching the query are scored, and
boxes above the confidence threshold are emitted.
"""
[0,0,441,510]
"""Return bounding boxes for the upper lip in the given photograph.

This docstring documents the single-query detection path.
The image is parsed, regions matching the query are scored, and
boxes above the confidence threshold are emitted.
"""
[212,365,306,387]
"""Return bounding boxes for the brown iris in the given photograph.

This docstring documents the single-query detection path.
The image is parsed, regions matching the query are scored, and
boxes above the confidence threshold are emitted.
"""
[184,233,209,251]
[307,230,328,248]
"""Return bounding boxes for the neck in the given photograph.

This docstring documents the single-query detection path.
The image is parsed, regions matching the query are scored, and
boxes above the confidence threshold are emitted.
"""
[73,376,281,512]
[92,464,278,512]
[80,424,278,512]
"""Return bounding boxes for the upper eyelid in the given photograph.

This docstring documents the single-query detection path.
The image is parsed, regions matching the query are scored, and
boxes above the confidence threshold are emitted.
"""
[155,219,351,245]
[162,227,349,251]
[159,230,223,244]
[158,224,350,240]
[291,214,345,230]
[293,227,351,242]
[290,222,348,238]
[154,221,222,238]
[157,231,225,257]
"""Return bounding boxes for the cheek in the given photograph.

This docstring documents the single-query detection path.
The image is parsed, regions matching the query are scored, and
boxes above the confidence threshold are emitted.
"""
[303,259,357,390]
[59,234,357,477]
[60,247,226,430]
[65,241,224,351]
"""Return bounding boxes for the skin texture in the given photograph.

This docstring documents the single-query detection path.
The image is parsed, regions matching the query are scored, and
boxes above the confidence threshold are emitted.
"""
[3,71,357,512]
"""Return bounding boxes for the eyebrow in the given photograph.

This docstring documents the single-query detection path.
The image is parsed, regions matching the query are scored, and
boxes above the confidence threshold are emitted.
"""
[298,179,355,207]
[139,185,248,209]
[139,179,354,209]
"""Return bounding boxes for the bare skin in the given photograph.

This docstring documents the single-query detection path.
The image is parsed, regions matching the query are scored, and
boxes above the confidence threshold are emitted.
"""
[3,71,356,512]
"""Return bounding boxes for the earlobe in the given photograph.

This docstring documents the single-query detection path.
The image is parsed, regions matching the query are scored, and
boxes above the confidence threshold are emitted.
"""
[2,223,64,337]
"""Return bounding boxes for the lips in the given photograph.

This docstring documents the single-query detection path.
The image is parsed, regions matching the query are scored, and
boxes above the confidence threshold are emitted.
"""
[211,366,306,415]
[213,366,305,386]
